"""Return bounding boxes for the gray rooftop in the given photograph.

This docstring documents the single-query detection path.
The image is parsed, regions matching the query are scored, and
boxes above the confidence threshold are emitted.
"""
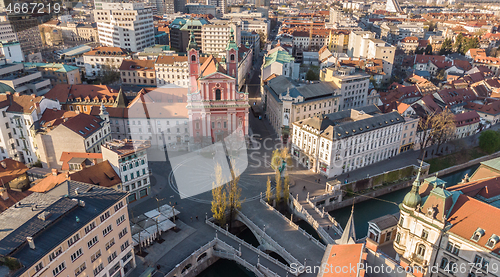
[0,181,127,276]
[265,75,339,103]
[293,106,405,140]
[368,214,399,230]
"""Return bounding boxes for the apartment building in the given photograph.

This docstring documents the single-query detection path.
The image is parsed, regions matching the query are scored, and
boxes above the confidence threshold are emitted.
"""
[102,139,151,202]
[290,106,404,177]
[185,4,217,16]
[119,59,156,87]
[39,20,98,46]
[154,55,189,87]
[207,0,227,15]
[83,47,131,78]
[0,41,23,63]
[321,66,371,111]
[0,181,135,277]
[201,23,241,56]
[261,46,297,99]
[454,111,480,139]
[347,31,396,79]
[0,59,52,95]
[34,107,112,168]
[94,2,154,52]
[2,15,43,60]
[23,62,82,86]
[263,75,340,135]
[0,92,61,165]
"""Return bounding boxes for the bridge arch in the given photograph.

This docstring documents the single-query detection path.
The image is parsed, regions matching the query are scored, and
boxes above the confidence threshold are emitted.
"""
[197,252,208,262]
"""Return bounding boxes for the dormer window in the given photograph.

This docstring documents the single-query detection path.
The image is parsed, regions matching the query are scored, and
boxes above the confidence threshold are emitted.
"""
[486,234,499,249]
[471,228,485,242]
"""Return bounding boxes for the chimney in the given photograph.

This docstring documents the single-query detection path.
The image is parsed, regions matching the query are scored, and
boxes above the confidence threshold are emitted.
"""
[51,168,58,176]
[0,187,8,200]
[65,172,70,179]
[14,92,20,97]
[93,158,98,165]
[31,94,36,98]
[27,237,35,249]
[0,161,6,169]
[5,91,11,96]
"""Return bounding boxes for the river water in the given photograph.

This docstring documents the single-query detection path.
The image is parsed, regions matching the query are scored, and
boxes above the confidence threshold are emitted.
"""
[196,164,479,276]
[329,164,480,237]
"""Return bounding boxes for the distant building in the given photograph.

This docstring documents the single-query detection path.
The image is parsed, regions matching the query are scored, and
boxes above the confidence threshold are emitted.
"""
[119,59,157,87]
[83,46,132,78]
[102,139,151,202]
[347,31,396,78]
[290,106,405,177]
[0,41,23,63]
[0,181,135,277]
[169,18,209,52]
[0,92,61,164]
[1,15,43,60]
[0,59,52,95]
[34,107,111,168]
[261,46,298,100]
[23,62,82,86]
[320,66,371,111]
[207,0,227,16]
[95,2,155,52]
[201,22,241,56]
[263,75,340,136]
[185,3,217,16]
[386,0,402,13]
[43,84,128,114]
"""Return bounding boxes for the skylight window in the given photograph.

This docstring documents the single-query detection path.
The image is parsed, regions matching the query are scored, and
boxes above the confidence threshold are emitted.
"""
[79,130,85,135]
[85,127,91,131]
[486,234,499,249]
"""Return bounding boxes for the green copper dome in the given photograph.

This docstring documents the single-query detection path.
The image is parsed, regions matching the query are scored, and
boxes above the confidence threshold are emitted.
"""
[402,161,424,209]
[402,185,421,208]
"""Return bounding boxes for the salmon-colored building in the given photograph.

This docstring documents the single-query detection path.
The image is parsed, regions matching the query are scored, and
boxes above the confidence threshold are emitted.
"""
[186,30,249,145]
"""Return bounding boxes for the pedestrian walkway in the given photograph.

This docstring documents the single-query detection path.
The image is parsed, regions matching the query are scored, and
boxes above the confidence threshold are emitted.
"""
[297,198,343,240]
[240,201,326,268]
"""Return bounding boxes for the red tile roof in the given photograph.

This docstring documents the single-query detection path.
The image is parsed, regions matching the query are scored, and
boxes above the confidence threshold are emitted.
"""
[448,194,500,255]
[0,189,32,213]
[29,170,69,193]
[59,152,103,171]
[119,59,155,71]
[319,244,364,277]
[44,84,118,104]
[0,93,44,114]
[84,46,131,57]
[61,113,104,138]
[69,161,121,188]
[454,111,480,127]
[0,158,28,185]
[448,176,500,200]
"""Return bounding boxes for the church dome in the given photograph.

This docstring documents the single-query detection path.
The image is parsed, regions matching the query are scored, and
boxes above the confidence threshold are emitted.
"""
[402,186,421,209]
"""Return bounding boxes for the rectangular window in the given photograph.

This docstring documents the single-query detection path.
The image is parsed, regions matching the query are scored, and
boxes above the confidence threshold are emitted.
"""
[70,248,83,262]
[34,262,43,273]
[105,238,115,250]
[114,201,123,212]
[52,261,66,276]
[91,250,101,263]
[116,214,126,225]
[85,222,96,234]
[68,233,80,247]
[118,227,128,239]
[100,211,110,222]
[93,263,104,276]
[421,229,429,240]
[74,262,86,277]
[107,251,117,263]
[121,240,130,252]
[87,236,98,249]
[49,247,62,261]
[103,225,112,237]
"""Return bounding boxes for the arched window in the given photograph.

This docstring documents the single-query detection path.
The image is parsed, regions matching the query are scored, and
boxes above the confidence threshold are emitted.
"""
[215,89,221,100]
[191,54,196,62]
[230,54,235,61]
[395,233,401,244]
[440,257,448,269]
[416,244,426,258]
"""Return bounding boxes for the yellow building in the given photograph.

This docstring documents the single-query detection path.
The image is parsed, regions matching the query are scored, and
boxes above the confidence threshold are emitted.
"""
[24,62,82,86]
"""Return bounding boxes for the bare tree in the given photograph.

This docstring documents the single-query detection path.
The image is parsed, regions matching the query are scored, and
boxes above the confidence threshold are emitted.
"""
[266,176,273,204]
[433,108,457,155]
[283,173,290,203]
[275,170,282,203]
[211,163,227,226]
[227,166,242,230]
[417,111,436,154]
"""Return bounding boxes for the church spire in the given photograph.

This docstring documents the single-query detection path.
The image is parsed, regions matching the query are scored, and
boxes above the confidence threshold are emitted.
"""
[226,27,238,51]
[337,204,356,244]
[187,30,197,51]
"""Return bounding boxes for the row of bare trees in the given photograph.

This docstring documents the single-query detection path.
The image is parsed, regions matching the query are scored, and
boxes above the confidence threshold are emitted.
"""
[417,108,456,156]
[266,148,291,205]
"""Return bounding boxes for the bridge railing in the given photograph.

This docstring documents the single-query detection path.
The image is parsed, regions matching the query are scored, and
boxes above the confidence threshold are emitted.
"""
[213,250,266,277]
[257,263,280,277]
[260,198,327,250]
[290,195,337,245]
[163,238,218,277]
[235,212,304,269]
[206,218,300,276]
